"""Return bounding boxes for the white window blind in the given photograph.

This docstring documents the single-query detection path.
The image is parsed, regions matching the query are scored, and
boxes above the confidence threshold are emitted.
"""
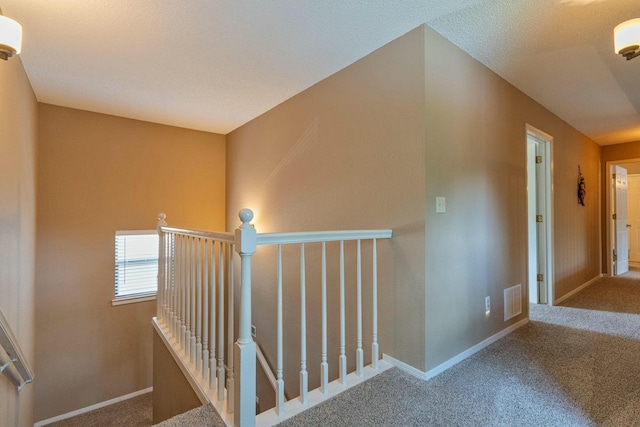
[115,231,159,298]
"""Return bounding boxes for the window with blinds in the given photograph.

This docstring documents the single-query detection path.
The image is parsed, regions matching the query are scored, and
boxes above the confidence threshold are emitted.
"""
[115,231,159,299]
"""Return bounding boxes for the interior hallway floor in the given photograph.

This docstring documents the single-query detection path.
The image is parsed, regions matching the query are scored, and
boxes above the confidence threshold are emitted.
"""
[47,271,640,426]
[277,272,640,426]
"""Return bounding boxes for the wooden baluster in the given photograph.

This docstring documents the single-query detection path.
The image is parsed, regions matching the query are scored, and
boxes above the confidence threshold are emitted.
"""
[156,214,166,323]
[321,241,329,394]
[234,209,257,427]
[181,235,188,352]
[210,240,217,391]
[276,245,285,414]
[162,230,169,323]
[339,240,347,385]
[182,236,187,352]
[168,235,173,324]
[372,238,379,370]
[203,239,210,381]
[165,232,172,332]
[183,236,189,355]
[356,239,364,377]
[173,234,179,340]
[227,243,235,414]
[172,234,178,339]
[299,243,308,403]
[190,237,197,361]
[217,241,226,401]
[196,237,203,371]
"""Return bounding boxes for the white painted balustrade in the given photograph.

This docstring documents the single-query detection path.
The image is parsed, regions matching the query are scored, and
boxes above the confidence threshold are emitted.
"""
[153,210,392,427]
[154,214,237,422]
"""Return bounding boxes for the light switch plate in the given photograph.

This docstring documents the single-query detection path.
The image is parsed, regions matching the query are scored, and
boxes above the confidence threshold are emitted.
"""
[436,197,446,213]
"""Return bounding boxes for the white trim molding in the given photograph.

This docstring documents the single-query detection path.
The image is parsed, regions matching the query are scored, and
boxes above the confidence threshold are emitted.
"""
[384,317,529,381]
[111,294,156,306]
[34,387,153,426]
[553,274,603,306]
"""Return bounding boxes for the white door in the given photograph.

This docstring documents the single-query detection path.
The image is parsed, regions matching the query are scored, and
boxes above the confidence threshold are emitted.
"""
[526,131,550,305]
[527,141,537,303]
[628,175,640,264]
[535,142,548,304]
[614,165,629,275]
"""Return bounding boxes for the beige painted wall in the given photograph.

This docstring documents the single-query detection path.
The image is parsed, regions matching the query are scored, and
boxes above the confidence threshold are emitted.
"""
[423,26,601,369]
[226,23,601,386]
[226,25,427,395]
[35,105,225,421]
[152,329,201,424]
[0,57,37,427]
[600,141,640,273]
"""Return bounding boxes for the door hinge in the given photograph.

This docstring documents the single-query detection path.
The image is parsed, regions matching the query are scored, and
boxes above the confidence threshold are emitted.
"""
[537,274,544,282]
[536,215,543,223]
[613,249,617,262]
[613,173,617,179]
[613,213,617,220]
[535,156,542,164]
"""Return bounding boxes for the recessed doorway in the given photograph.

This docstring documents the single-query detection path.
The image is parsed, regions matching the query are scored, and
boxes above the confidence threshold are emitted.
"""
[606,159,640,275]
[526,125,554,305]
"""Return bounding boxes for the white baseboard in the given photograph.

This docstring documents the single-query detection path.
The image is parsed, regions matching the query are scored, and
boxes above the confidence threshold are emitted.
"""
[384,317,529,381]
[382,353,427,380]
[33,387,153,427]
[553,274,602,306]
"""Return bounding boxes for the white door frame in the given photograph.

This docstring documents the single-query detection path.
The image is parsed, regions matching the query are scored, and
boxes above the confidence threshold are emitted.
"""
[526,124,554,305]
[606,158,640,275]
[627,174,640,266]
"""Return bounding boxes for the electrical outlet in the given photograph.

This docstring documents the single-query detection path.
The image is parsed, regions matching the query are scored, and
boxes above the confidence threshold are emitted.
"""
[485,296,491,317]
[251,324,257,337]
[436,197,446,213]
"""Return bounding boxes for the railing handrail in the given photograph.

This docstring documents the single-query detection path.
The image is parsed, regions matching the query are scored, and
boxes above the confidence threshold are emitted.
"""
[160,226,391,246]
[0,308,34,391]
[160,226,235,242]
[256,229,392,246]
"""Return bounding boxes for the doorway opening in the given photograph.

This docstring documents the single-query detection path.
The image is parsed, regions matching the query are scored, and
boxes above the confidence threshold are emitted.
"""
[526,125,554,305]
[606,159,640,276]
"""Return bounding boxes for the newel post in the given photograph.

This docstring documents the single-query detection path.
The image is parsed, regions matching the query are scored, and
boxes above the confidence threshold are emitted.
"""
[234,209,257,427]
[156,213,167,323]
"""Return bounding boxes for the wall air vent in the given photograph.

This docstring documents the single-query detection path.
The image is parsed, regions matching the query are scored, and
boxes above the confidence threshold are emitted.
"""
[504,284,522,321]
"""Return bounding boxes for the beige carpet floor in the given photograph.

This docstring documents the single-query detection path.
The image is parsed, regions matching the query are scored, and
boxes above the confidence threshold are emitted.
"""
[46,393,152,427]
[278,273,640,426]
[47,272,640,426]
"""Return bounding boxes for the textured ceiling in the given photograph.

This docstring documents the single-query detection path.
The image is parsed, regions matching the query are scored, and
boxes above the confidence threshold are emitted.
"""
[2,0,640,144]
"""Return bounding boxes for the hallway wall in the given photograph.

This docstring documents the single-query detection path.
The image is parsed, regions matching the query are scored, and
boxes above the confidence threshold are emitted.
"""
[35,105,226,422]
[226,23,602,380]
[227,25,427,388]
[0,57,38,427]
[423,26,601,369]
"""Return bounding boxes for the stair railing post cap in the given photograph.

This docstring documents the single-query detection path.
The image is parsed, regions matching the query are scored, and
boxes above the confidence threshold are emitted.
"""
[239,209,254,225]
[157,213,167,228]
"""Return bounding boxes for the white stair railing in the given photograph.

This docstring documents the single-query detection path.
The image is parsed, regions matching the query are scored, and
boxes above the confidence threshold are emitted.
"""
[0,308,34,391]
[155,214,237,422]
[154,210,392,427]
[252,215,392,425]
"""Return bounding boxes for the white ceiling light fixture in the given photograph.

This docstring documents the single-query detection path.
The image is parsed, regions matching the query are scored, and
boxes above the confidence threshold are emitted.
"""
[0,14,21,60]
[614,18,640,61]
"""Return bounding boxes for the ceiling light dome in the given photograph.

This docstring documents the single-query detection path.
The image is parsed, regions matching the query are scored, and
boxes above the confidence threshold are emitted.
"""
[614,18,640,60]
[0,15,22,60]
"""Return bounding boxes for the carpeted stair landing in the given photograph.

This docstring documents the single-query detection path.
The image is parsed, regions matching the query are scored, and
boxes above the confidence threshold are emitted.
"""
[47,271,640,426]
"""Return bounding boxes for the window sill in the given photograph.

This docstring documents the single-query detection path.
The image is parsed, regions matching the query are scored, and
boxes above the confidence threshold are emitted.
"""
[111,294,156,306]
